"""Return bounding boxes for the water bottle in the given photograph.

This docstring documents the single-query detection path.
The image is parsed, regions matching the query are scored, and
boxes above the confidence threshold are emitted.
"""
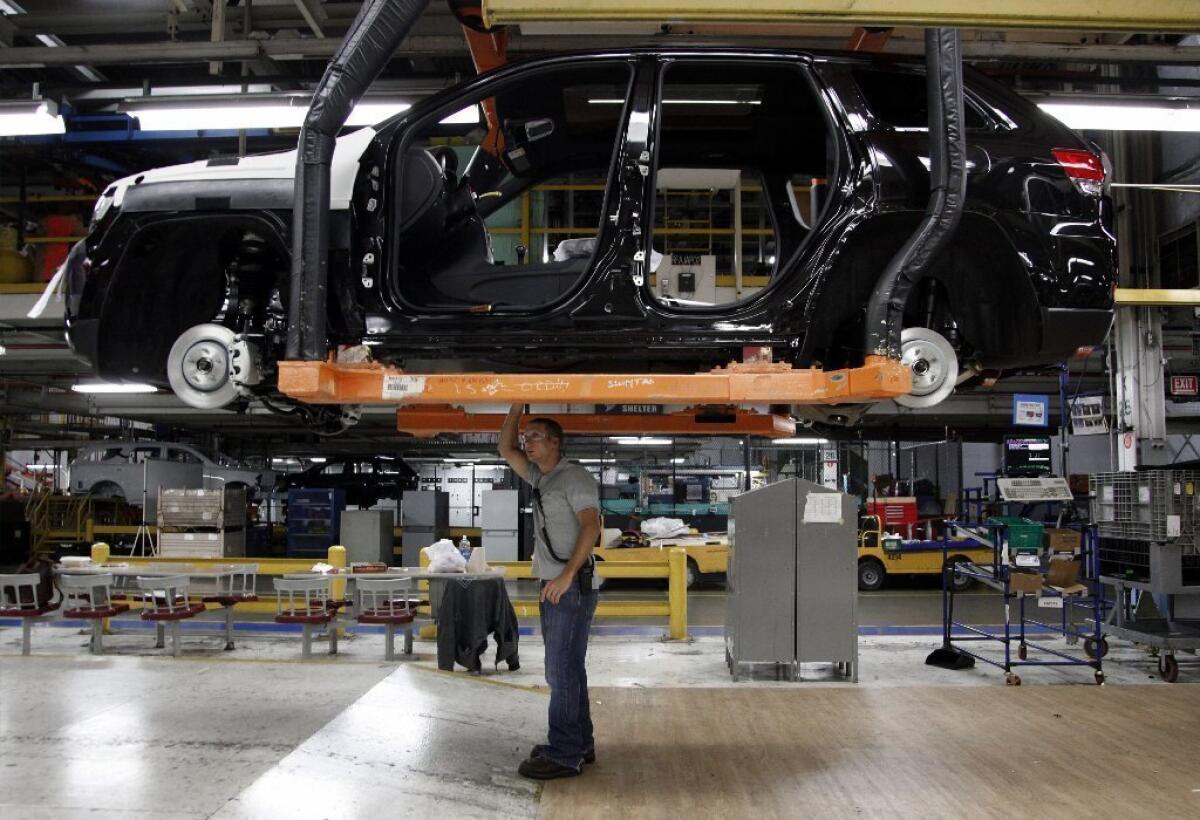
[458,535,472,561]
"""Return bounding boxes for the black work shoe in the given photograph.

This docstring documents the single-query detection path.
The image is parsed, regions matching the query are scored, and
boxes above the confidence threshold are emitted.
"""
[518,755,582,780]
[531,744,596,765]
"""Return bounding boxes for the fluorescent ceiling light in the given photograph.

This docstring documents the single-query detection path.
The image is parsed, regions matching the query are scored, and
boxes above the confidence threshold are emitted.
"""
[0,99,65,137]
[1038,100,1200,132]
[308,456,327,463]
[26,464,60,471]
[773,437,829,445]
[608,436,673,445]
[0,2,26,15]
[671,457,687,463]
[588,98,760,105]
[71,382,157,394]
[123,95,478,132]
[578,458,609,463]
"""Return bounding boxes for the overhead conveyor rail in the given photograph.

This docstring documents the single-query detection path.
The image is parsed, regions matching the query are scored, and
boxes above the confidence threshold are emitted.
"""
[480,1,1200,33]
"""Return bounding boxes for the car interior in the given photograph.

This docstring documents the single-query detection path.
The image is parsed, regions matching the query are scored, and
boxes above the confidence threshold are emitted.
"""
[389,62,633,310]
[388,59,834,313]
[648,61,836,309]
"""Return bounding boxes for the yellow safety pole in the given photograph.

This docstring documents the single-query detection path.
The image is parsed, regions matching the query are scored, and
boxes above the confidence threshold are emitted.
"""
[327,545,347,598]
[418,548,437,639]
[667,547,688,640]
[90,542,112,634]
[328,545,347,637]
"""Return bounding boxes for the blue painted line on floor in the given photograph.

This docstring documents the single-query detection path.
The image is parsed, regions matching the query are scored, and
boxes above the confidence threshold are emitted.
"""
[0,619,1065,639]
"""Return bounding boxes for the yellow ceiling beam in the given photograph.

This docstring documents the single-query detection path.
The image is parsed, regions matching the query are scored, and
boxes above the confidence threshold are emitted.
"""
[482,1,1200,33]
[1115,288,1200,307]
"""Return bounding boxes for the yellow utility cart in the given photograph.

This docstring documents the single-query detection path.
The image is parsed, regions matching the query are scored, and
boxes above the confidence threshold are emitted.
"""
[595,533,729,588]
[856,515,991,592]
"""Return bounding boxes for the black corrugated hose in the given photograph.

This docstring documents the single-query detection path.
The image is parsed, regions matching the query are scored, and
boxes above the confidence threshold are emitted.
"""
[863,28,967,359]
[288,0,434,360]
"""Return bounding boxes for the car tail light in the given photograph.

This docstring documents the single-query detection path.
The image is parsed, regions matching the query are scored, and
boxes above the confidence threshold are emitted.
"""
[1052,148,1105,196]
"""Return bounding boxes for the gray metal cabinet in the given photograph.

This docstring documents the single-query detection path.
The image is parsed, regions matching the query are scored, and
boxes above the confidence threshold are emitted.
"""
[481,489,519,562]
[341,510,395,565]
[400,491,449,567]
[726,477,857,681]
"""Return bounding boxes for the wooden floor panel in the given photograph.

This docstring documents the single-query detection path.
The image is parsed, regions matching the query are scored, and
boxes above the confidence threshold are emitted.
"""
[540,686,1200,819]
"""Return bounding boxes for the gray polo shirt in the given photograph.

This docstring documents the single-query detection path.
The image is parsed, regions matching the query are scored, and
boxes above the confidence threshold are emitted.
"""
[525,458,600,582]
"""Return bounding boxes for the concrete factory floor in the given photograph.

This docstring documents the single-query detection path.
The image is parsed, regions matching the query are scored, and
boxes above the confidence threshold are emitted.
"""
[2,585,1196,819]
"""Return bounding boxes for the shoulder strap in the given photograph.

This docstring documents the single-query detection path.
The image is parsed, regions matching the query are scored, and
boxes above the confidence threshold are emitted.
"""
[532,476,596,568]
[532,478,571,563]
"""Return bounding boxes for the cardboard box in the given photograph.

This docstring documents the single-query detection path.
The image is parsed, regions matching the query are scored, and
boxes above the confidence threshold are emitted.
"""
[1045,557,1081,587]
[1009,570,1043,594]
[1044,557,1088,595]
[1045,528,1081,553]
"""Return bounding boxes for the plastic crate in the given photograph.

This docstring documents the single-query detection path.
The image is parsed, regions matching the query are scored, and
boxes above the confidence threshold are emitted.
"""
[985,517,1044,551]
[1091,471,1200,553]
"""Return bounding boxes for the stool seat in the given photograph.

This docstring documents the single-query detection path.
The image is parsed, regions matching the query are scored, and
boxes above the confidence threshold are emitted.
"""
[358,609,416,625]
[65,603,130,619]
[141,602,207,622]
[275,612,334,626]
[326,598,352,613]
[202,593,258,606]
[0,601,60,618]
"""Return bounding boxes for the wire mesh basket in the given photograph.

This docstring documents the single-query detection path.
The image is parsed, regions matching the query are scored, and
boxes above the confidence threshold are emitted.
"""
[1091,471,1200,553]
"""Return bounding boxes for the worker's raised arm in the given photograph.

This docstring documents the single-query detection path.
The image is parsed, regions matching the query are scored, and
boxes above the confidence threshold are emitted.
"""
[498,402,531,481]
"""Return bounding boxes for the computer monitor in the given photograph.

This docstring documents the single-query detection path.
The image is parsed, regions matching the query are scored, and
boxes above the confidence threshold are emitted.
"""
[1003,435,1053,477]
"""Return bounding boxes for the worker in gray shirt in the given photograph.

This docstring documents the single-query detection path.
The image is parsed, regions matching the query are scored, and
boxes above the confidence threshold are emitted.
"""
[499,403,601,780]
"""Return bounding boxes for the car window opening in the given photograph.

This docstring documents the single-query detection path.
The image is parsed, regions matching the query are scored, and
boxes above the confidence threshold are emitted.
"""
[649,62,835,309]
[391,62,633,311]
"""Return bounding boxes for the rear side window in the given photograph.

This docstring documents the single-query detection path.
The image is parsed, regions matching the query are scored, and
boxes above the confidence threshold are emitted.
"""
[853,69,990,130]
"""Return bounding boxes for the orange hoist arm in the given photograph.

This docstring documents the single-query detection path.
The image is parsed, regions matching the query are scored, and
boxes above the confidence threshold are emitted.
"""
[454,4,510,158]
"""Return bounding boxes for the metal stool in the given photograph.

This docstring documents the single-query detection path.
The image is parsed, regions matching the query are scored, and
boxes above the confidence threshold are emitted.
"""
[0,573,61,656]
[135,575,206,657]
[60,573,131,655]
[356,577,417,661]
[201,565,258,650]
[274,576,338,659]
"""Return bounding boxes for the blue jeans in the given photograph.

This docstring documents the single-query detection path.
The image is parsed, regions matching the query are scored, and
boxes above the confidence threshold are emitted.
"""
[539,581,598,770]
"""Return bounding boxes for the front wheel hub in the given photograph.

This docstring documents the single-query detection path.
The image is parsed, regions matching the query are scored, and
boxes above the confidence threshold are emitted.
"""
[167,323,240,409]
[895,326,959,409]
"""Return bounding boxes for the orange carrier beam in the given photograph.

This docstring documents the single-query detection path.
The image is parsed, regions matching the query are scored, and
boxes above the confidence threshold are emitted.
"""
[277,355,911,406]
[396,406,798,437]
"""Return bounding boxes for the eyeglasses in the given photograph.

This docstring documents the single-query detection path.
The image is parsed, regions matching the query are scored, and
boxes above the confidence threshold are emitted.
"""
[520,431,548,444]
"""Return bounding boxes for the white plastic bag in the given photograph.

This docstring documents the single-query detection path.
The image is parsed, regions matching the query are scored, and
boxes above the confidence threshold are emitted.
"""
[466,546,489,573]
[642,517,689,539]
[423,538,467,573]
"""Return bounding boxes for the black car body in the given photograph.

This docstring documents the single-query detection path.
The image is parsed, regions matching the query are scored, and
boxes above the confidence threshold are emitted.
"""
[65,49,1114,415]
[275,457,418,508]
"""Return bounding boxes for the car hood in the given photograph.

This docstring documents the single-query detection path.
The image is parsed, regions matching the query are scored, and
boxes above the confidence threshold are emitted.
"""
[102,126,376,214]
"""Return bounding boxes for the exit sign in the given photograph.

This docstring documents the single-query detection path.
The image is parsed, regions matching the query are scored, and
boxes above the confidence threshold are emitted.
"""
[1170,375,1199,397]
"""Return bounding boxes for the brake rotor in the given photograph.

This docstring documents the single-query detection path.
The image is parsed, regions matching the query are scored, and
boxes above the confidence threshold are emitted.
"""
[895,326,959,409]
[167,323,240,409]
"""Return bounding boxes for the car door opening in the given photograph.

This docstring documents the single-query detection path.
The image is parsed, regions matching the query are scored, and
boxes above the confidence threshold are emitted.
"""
[389,62,634,311]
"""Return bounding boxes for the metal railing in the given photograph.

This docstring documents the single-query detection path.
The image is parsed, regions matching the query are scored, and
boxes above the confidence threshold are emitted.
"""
[87,543,690,640]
